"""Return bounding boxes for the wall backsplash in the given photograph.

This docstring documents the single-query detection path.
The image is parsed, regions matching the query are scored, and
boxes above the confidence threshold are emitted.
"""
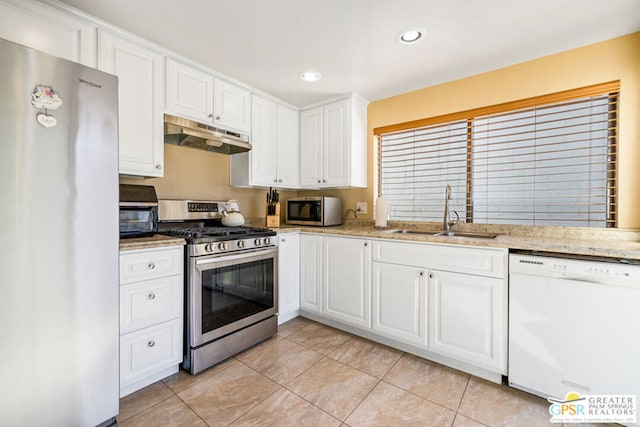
[120,144,298,221]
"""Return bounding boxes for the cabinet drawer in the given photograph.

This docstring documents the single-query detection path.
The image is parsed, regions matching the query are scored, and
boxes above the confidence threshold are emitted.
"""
[120,246,183,284]
[120,318,182,388]
[120,276,183,334]
[372,240,506,278]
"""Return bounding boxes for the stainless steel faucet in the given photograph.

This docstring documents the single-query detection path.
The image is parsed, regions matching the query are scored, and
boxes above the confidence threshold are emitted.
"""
[442,184,459,233]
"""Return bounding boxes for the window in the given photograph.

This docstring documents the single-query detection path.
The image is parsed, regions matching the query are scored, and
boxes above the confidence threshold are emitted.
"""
[376,82,619,227]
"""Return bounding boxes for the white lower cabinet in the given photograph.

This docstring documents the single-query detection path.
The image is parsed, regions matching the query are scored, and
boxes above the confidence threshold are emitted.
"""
[322,236,371,329]
[300,234,323,314]
[299,235,508,380]
[119,245,184,397]
[299,234,371,329]
[119,318,182,391]
[278,233,300,324]
[428,269,506,373]
[372,262,427,346]
[120,275,183,334]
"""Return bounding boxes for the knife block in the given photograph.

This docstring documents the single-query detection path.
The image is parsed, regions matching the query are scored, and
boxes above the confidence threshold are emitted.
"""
[265,203,280,228]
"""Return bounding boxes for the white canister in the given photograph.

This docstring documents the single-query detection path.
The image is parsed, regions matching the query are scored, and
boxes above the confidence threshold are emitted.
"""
[375,196,391,227]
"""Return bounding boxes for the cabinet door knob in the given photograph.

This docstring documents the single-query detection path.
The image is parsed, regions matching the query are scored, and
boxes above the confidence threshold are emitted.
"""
[148,263,156,270]
[317,180,321,183]
[147,340,155,347]
[279,179,282,183]
[148,292,156,300]
[274,179,278,183]
[215,115,221,120]
[281,238,286,242]
[208,114,214,119]
[364,242,368,247]
[429,273,434,279]
[322,179,326,183]
[155,164,162,170]
[419,271,424,276]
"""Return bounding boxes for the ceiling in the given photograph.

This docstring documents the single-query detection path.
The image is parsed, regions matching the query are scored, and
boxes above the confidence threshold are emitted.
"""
[56,0,640,107]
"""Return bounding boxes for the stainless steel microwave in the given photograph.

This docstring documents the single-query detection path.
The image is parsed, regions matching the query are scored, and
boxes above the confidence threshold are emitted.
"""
[286,197,342,226]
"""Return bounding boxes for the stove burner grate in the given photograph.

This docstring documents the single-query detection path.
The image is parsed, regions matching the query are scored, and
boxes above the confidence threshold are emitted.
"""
[163,226,273,239]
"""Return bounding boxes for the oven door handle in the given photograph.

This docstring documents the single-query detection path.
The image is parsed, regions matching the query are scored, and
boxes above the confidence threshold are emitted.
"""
[195,247,278,267]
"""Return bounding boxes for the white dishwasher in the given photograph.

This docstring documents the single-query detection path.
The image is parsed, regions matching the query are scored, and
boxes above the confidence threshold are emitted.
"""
[509,252,640,423]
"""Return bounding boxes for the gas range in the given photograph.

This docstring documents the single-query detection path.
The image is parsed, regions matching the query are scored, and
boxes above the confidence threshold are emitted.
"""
[157,199,279,374]
[158,200,277,257]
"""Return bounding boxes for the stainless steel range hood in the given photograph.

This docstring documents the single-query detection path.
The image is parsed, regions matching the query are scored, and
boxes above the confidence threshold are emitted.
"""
[164,114,251,154]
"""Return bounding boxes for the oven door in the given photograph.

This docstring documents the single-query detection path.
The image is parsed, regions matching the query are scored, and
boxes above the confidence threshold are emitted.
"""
[190,247,278,347]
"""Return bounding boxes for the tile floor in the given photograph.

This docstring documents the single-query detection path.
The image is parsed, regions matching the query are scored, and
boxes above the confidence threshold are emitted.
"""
[117,317,601,426]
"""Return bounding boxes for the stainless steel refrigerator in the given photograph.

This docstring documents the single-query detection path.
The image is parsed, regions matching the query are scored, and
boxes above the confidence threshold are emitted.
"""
[0,38,119,426]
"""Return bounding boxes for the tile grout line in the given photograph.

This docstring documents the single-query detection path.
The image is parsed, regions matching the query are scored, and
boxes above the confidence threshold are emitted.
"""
[378,353,462,415]
[455,375,471,413]
[163,376,217,426]
[282,321,457,423]
[232,348,341,424]
[452,376,491,427]
[275,355,347,424]
[335,346,409,424]
[448,375,472,427]
[161,378,209,425]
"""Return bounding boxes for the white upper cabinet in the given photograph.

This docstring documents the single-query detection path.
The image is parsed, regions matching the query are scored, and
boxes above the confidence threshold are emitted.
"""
[230,94,299,188]
[165,58,214,122]
[213,78,251,133]
[246,95,278,185]
[300,94,368,188]
[276,104,300,186]
[299,107,324,187]
[165,58,251,134]
[99,30,164,177]
[0,0,96,67]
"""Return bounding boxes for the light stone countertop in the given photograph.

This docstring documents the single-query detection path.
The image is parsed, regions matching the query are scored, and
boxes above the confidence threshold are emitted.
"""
[273,222,640,261]
[119,234,186,251]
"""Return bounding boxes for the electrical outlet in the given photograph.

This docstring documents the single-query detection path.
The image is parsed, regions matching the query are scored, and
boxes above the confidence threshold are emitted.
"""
[356,202,368,214]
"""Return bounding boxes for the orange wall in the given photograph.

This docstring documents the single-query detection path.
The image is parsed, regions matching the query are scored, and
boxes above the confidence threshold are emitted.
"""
[336,32,640,229]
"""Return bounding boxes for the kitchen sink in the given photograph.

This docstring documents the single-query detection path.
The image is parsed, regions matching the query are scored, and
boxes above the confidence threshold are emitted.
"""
[433,231,499,239]
[384,229,500,239]
[385,229,436,236]
[385,230,499,239]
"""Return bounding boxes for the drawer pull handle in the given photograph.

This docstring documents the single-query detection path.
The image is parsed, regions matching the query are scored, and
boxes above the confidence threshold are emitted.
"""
[148,293,156,300]
[148,340,155,347]
[148,263,156,270]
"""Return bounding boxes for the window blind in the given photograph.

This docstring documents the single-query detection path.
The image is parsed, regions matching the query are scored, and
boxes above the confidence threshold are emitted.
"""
[377,86,618,227]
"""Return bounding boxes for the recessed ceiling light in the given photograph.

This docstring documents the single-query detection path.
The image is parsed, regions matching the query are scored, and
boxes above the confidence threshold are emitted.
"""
[299,70,321,82]
[396,28,427,45]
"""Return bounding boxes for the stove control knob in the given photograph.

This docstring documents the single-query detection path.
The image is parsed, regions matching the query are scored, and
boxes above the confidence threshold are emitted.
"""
[237,240,246,248]
[264,237,271,245]
[218,242,227,251]
[255,238,262,246]
[204,243,213,252]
